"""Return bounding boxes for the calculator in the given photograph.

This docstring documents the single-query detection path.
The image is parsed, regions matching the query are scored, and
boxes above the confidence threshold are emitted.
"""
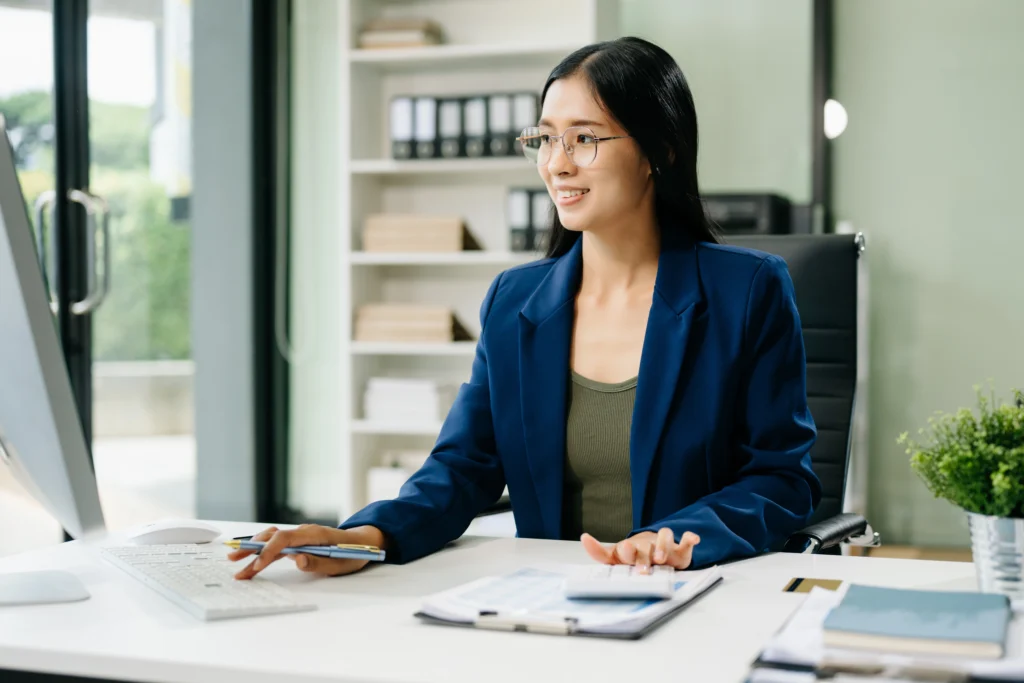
[562,564,678,600]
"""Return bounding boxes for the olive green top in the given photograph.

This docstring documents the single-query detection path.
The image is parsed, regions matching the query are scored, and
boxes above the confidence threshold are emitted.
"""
[561,370,637,543]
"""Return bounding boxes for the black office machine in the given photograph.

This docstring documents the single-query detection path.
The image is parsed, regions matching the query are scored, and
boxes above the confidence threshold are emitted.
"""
[702,193,792,235]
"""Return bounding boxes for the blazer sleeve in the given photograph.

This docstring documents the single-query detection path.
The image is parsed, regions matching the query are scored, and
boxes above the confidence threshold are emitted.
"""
[631,255,822,567]
[338,274,507,564]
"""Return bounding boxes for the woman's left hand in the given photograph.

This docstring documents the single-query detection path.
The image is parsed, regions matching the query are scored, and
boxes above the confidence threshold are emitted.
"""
[581,528,700,573]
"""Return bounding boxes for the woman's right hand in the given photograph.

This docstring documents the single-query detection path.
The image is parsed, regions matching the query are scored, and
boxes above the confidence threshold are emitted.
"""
[229,524,386,580]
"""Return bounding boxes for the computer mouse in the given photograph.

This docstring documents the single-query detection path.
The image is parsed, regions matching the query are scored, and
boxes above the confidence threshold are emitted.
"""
[127,519,222,545]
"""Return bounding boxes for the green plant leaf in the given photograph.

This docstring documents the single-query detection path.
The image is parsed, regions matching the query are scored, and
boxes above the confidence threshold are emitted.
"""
[904,384,1024,518]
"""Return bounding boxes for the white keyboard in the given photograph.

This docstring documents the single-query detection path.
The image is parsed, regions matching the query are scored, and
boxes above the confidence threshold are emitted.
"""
[563,564,678,600]
[100,544,317,621]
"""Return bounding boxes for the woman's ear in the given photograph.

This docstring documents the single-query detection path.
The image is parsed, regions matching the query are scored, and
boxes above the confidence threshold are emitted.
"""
[643,155,654,177]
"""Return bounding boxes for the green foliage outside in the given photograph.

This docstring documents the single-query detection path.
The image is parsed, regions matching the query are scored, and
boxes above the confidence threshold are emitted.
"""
[1,90,190,361]
[900,386,1024,518]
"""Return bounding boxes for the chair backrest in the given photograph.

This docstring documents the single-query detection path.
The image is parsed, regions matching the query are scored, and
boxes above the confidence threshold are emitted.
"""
[725,234,862,526]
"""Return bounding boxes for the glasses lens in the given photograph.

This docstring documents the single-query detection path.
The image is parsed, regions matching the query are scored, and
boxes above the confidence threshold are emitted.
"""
[519,127,547,164]
[564,126,598,167]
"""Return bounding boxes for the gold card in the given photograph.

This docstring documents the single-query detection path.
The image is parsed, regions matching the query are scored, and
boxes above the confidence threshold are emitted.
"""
[784,577,843,593]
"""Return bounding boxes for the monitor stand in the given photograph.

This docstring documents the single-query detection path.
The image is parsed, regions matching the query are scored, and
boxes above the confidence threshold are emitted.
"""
[0,570,91,606]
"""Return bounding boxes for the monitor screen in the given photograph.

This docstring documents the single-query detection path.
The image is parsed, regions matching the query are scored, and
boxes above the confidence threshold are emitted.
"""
[0,114,105,539]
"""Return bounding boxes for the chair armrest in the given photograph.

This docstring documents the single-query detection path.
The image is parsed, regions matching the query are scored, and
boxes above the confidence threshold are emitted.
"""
[782,513,878,554]
[476,493,511,517]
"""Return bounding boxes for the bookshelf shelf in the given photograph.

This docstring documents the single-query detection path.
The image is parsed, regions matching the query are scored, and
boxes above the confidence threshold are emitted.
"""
[350,341,478,356]
[350,157,534,177]
[349,42,582,71]
[351,420,444,436]
[350,251,538,266]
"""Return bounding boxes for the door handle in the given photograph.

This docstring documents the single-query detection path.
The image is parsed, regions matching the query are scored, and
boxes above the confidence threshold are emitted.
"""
[66,189,110,316]
[32,190,58,314]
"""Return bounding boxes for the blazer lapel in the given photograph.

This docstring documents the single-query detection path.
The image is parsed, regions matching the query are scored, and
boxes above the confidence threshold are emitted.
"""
[518,239,582,539]
[629,242,703,529]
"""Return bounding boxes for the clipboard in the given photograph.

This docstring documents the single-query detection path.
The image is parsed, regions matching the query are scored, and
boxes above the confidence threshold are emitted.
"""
[413,566,723,640]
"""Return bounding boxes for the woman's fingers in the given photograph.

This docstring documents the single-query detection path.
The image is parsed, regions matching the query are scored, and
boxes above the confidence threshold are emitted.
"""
[580,533,616,564]
[226,526,277,562]
[234,524,328,580]
[290,553,366,577]
[633,539,653,573]
[612,539,637,565]
[668,531,701,569]
[654,527,674,564]
[584,530,700,571]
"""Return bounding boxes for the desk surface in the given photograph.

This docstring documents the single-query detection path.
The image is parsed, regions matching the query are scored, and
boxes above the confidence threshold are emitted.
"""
[0,521,978,683]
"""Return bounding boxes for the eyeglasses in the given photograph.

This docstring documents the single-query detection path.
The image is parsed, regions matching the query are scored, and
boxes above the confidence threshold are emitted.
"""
[516,126,630,168]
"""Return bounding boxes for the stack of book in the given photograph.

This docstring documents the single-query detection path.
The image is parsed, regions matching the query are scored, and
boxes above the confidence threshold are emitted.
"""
[354,304,473,343]
[363,377,456,423]
[361,214,483,253]
[357,18,444,49]
[750,583,1017,680]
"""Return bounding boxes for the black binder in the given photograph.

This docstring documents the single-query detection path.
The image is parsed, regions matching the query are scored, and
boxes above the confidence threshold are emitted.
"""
[414,97,439,159]
[507,188,531,252]
[487,94,514,157]
[389,97,414,160]
[463,96,488,158]
[512,92,539,156]
[438,98,463,159]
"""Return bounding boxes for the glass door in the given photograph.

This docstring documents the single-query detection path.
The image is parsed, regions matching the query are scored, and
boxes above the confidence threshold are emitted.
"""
[86,0,196,530]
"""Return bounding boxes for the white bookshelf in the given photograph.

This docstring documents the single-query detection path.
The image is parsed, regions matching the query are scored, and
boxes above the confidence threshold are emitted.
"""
[292,0,620,523]
[350,251,535,266]
[351,419,446,436]
[348,42,584,71]
[350,156,530,176]
[349,341,478,356]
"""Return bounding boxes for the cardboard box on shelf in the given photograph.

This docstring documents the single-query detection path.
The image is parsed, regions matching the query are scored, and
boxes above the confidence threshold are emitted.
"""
[361,214,483,253]
[354,304,474,343]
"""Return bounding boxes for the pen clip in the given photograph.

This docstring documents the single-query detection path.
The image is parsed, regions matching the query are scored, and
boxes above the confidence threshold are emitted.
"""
[335,544,381,553]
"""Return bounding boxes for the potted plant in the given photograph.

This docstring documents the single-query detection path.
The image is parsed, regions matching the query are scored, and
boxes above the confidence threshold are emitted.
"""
[899,386,1024,599]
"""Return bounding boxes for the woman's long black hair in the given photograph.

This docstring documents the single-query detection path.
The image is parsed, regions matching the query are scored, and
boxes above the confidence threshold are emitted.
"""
[542,37,720,258]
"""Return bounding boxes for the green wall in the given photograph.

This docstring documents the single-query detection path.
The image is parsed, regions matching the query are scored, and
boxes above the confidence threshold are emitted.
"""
[834,0,1024,546]
[621,0,813,202]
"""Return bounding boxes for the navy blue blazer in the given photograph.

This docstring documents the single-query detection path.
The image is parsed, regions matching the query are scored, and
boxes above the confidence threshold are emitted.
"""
[341,236,822,568]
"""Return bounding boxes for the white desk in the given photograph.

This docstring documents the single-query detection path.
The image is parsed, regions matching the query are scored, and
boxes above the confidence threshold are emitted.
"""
[0,521,978,683]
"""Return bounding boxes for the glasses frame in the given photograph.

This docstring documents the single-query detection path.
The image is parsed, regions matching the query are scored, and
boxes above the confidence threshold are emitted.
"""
[516,125,631,168]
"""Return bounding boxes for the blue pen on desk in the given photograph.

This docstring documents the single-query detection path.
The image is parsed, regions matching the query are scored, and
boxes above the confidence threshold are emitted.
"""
[223,539,386,562]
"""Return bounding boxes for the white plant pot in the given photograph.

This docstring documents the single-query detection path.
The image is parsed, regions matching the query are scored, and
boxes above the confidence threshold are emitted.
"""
[968,511,1024,600]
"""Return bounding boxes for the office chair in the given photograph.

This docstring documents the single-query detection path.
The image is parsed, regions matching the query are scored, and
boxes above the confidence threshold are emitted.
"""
[728,233,879,555]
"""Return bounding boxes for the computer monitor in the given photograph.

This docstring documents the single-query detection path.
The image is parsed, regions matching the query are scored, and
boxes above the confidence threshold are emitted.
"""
[0,114,106,552]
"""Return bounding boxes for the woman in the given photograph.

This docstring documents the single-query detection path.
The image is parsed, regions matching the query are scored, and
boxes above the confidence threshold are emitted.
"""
[232,37,821,581]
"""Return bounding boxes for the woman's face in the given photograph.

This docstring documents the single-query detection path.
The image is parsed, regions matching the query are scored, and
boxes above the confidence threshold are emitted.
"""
[536,74,652,234]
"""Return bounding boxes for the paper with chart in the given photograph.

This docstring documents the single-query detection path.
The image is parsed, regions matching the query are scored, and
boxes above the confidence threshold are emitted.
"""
[419,564,722,635]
